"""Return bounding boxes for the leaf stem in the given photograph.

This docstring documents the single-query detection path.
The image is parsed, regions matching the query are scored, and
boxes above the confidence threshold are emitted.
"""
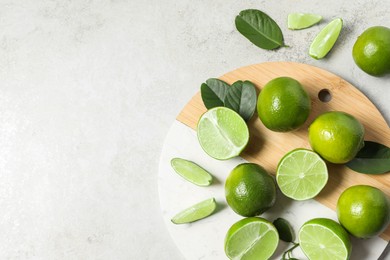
[282,242,299,260]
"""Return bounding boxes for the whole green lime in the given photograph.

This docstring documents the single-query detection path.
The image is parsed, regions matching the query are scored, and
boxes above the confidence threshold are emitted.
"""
[257,77,311,132]
[308,111,365,164]
[225,163,276,217]
[337,185,390,238]
[352,26,390,76]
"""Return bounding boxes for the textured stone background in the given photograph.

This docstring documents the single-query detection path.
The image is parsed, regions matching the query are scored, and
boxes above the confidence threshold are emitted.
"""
[0,1,389,259]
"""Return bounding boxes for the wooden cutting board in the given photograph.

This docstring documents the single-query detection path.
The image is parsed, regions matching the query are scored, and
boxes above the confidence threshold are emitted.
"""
[177,62,390,240]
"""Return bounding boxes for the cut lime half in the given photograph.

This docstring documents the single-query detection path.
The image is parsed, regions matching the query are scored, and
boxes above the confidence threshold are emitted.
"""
[197,107,249,160]
[171,198,217,224]
[276,148,328,200]
[225,217,279,260]
[288,13,322,30]
[171,158,212,186]
[309,18,343,59]
[299,218,352,260]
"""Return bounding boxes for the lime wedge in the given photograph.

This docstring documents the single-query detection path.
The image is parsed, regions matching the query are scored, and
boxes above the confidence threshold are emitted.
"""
[197,107,249,160]
[299,218,352,260]
[309,18,343,59]
[170,158,213,186]
[225,217,279,260]
[288,13,322,30]
[273,217,295,242]
[276,148,328,200]
[171,198,217,224]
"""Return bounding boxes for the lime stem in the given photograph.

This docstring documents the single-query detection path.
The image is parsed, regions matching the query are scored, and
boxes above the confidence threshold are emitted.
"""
[282,242,299,260]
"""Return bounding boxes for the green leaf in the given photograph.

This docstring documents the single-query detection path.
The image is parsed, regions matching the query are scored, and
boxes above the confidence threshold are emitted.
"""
[200,78,229,109]
[273,218,295,243]
[224,80,257,121]
[235,9,285,50]
[346,141,390,174]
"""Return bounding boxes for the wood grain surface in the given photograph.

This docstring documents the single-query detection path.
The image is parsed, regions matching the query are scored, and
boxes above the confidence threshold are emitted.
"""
[177,62,390,240]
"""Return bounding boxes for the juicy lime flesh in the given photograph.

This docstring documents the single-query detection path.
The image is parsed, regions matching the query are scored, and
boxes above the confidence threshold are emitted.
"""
[309,111,365,164]
[299,219,351,260]
[276,149,328,200]
[288,13,322,30]
[171,198,217,224]
[197,107,249,160]
[225,163,276,217]
[337,185,390,238]
[225,217,279,260]
[310,18,343,59]
[171,158,212,186]
[257,77,311,132]
[352,26,390,76]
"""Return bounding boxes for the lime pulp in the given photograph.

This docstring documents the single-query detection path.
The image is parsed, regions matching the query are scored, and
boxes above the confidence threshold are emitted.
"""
[288,13,322,30]
[171,158,212,186]
[309,18,343,59]
[171,198,217,224]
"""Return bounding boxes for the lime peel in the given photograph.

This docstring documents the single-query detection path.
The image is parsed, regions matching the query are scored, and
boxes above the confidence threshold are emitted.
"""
[171,198,217,224]
[288,13,322,30]
[309,18,343,59]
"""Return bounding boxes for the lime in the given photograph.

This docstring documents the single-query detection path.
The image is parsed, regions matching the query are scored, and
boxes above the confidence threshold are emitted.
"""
[170,158,213,186]
[273,217,295,242]
[257,77,311,132]
[299,218,352,260]
[308,111,365,164]
[171,198,217,224]
[225,163,276,217]
[225,217,279,260]
[309,18,343,59]
[197,107,249,160]
[288,13,322,30]
[337,185,390,238]
[276,148,328,200]
[352,26,390,76]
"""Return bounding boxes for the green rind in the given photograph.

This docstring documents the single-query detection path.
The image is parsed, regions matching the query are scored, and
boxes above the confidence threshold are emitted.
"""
[309,18,343,59]
[170,158,213,186]
[171,198,217,224]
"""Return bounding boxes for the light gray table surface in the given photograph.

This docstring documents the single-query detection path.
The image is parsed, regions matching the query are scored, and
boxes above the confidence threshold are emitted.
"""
[0,1,389,259]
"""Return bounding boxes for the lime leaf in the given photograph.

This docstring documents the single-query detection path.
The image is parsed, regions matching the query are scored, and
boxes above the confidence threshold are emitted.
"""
[346,141,390,174]
[309,18,343,59]
[224,80,257,121]
[235,9,285,50]
[288,13,322,30]
[273,218,295,242]
[200,78,230,109]
[171,158,213,186]
[171,198,217,224]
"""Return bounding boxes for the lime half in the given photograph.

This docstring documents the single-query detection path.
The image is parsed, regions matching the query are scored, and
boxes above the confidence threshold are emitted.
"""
[309,18,343,59]
[299,218,352,260]
[171,158,212,186]
[288,13,322,30]
[197,107,249,160]
[276,149,328,200]
[171,198,217,224]
[225,217,279,260]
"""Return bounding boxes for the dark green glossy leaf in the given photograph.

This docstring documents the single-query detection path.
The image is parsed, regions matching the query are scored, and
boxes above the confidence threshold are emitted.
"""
[273,217,295,243]
[346,141,390,174]
[224,80,257,121]
[235,9,285,50]
[200,78,229,109]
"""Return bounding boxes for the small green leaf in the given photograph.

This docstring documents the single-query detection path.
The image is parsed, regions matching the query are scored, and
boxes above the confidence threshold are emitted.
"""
[346,141,390,174]
[273,217,295,243]
[224,80,257,121]
[200,78,229,109]
[235,9,285,50]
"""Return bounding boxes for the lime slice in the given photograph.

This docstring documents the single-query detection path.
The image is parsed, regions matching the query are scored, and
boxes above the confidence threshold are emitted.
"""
[273,217,295,242]
[171,198,217,224]
[170,158,213,186]
[309,18,343,59]
[288,13,322,30]
[276,148,328,200]
[299,218,352,260]
[225,217,279,260]
[197,107,249,160]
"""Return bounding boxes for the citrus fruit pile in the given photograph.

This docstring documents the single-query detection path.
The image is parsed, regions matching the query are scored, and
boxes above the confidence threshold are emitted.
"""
[167,70,390,260]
